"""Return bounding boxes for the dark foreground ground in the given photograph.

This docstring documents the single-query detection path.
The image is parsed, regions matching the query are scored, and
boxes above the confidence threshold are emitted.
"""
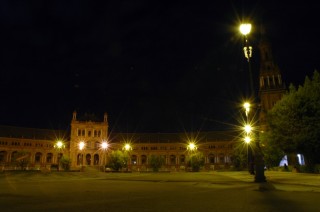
[0,170,319,212]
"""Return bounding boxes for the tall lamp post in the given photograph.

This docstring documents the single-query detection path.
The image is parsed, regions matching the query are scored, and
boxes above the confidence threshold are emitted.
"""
[187,142,199,172]
[78,141,85,171]
[123,143,132,172]
[240,23,266,182]
[101,140,109,171]
[54,140,65,171]
[240,24,254,95]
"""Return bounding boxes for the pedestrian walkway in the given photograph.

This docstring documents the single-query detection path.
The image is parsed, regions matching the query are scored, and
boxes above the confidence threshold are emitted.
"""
[2,168,320,193]
[215,171,320,192]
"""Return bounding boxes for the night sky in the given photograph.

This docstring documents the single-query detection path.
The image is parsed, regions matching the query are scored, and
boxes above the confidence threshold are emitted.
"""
[1,1,319,133]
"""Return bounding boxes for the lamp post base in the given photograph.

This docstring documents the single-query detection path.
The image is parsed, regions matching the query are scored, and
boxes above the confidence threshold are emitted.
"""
[254,149,266,183]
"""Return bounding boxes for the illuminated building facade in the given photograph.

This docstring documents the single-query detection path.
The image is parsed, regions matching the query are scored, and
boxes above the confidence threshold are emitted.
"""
[0,112,235,171]
[0,126,69,170]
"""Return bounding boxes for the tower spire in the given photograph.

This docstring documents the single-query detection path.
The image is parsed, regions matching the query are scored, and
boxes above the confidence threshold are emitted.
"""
[73,111,77,121]
[258,33,286,127]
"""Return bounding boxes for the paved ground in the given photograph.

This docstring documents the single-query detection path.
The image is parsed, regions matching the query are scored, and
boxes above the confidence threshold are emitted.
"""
[0,170,319,212]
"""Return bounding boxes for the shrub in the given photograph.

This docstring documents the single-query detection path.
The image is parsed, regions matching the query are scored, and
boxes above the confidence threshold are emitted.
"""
[59,156,71,171]
[148,155,165,172]
[13,151,30,170]
[106,150,129,171]
[187,152,205,172]
[299,164,320,173]
[313,164,320,173]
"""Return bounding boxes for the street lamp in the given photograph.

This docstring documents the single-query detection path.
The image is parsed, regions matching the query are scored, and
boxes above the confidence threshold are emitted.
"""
[55,140,65,149]
[101,141,109,150]
[243,122,254,174]
[244,134,252,174]
[122,143,132,172]
[123,143,132,151]
[243,102,250,117]
[239,24,252,62]
[240,23,254,96]
[239,23,266,182]
[79,141,85,151]
[54,140,65,171]
[244,136,251,144]
[187,142,197,151]
[101,140,108,169]
[239,23,251,36]
[78,141,85,170]
[244,124,252,134]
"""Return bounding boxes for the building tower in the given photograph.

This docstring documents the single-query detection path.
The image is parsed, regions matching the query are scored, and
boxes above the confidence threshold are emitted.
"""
[70,112,109,168]
[258,37,286,129]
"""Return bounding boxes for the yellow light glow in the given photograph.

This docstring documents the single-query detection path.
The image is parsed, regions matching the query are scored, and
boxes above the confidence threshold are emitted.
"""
[239,23,252,36]
[243,102,250,116]
[101,141,108,150]
[55,140,64,149]
[244,124,252,134]
[79,141,85,150]
[188,142,197,151]
[243,102,250,111]
[124,143,132,151]
[244,136,251,143]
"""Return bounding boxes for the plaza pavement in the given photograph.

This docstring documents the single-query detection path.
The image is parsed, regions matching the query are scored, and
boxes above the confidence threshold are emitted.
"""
[217,171,320,192]
[1,169,320,211]
[1,169,320,192]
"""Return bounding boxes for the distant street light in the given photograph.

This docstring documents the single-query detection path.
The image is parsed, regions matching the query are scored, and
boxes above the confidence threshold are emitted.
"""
[55,140,65,149]
[101,140,109,169]
[54,140,65,171]
[187,142,197,151]
[122,143,132,172]
[78,141,85,170]
[79,141,85,151]
[101,141,109,150]
[244,136,251,144]
[244,124,252,134]
[123,143,132,151]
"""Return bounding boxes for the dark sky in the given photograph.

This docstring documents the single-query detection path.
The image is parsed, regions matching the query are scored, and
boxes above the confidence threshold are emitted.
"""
[1,1,319,133]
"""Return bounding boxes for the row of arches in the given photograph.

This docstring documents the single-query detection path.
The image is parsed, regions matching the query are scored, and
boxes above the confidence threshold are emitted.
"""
[73,153,231,167]
[129,154,231,165]
[0,151,64,165]
[76,153,100,166]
